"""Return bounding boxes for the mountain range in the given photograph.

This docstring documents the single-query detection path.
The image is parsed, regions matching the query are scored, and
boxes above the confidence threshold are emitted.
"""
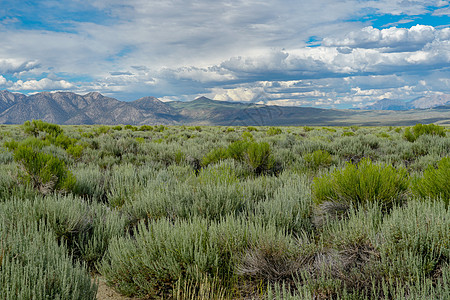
[363,94,450,110]
[0,90,449,126]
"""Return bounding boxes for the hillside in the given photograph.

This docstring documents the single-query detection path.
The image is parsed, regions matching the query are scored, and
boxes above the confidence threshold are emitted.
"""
[0,90,449,126]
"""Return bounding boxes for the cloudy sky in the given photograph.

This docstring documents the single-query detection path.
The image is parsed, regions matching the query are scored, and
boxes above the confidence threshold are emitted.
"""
[0,0,449,108]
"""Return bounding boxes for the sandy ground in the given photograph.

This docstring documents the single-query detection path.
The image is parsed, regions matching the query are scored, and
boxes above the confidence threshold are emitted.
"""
[95,276,139,300]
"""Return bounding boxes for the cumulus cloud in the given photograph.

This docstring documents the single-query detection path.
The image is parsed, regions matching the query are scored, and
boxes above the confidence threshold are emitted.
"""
[10,78,74,91]
[0,59,39,74]
[323,25,439,51]
[1,0,450,107]
[0,75,7,86]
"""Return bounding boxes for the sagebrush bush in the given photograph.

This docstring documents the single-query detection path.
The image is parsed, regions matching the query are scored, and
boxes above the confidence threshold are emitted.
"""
[412,156,449,206]
[33,194,127,269]
[1,123,449,300]
[312,158,409,211]
[251,172,313,234]
[378,200,449,283]
[0,212,97,299]
[100,216,301,298]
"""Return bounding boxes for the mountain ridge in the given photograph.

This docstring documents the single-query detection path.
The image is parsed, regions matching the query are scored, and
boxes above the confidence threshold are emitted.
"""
[0,90,449,126]
[363,94,450,110]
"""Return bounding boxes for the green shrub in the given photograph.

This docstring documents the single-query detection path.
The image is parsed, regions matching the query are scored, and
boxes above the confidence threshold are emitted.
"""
[138,125,153,131]
[412,157,449,206]
[342,131,355,137]
[303,149,333,170]
[47,133,76,149]
[242,131,254,141]
[202,147,229,166]
[267,127,282,136]
[246,126,257,132]
[5,136,50,151]
[23,119,63,137]
[227,140,250,161]
[404,123,446,142]
[13,145,76,194]
[154,125,166,132]
[112,125,122,131]
[94,125,110,135]
[245,142,275,175]
[124,124,137,131]
[312,158,409,211]
[66,144,85,159]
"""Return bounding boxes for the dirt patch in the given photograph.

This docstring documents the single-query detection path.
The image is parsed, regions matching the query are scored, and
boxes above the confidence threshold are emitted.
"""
[95,276,139,300]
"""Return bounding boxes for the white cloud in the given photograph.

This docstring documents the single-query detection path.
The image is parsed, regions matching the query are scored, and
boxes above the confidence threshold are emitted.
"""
[211,86,266,102]
[323,25,439,51]
[0,75,6,86]
[10,78,74,91]
[1,1,449,107]
[0,58,39,74]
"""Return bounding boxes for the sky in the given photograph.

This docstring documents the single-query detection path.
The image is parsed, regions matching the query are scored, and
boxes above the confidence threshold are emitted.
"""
[0,0,449,108]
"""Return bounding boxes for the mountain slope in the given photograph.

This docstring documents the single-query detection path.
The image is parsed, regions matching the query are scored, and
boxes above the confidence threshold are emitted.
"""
[364,94,450,110]
[0,91,449,126]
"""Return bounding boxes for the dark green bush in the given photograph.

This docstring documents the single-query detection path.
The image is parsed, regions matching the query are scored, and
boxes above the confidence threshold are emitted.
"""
[124,124,137,131]
[13,145,76,194]
[227,140,250,161]
[202,147,229,166]
[404,123,446,142]
[312,158,409,211]
[267,127,282,136]
[5,136,50,151]
[23,119,63,137]
[342,131,355,137]
[245,142,275,175]
[303,149,333,170]
[112,125,122,131]
[47,132,76,149]
[154,125,166,132]
[66,144,85,159]
[412,157,449,206]
[138,125,153,131]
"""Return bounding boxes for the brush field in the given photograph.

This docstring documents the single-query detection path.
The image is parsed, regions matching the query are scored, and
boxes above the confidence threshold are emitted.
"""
[0,122,449,299]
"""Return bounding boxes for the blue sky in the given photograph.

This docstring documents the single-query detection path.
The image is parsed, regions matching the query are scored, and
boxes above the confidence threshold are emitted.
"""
[0,0,449,108]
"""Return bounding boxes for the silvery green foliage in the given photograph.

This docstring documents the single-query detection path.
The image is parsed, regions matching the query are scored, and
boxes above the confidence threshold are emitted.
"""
[0,199,97,300]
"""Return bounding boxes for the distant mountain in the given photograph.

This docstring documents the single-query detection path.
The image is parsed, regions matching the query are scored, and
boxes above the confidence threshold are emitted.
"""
[364,94,450,110]
[0,90,449,126]
[363,98,409,111]
[0,91,179,125]
[408,94,450,109]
